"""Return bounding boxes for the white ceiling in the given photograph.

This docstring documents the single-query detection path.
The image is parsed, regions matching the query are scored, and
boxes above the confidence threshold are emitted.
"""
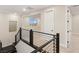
[69,5,79,16]
[0,5,51,15]
[0,5,78,16]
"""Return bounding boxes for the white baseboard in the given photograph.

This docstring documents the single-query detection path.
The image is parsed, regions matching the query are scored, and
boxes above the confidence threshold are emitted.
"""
[72,33,79,35]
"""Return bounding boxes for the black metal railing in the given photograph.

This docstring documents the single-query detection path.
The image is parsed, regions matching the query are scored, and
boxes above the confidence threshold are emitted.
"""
[15,27,60,53]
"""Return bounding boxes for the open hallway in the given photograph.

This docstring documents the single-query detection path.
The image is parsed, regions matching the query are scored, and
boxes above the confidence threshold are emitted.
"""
[0,5,79,53]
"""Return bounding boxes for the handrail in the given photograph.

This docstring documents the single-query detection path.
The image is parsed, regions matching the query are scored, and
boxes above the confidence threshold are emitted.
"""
[31,50,38,53]
[39,39,54,48]
[36,38,54,52]
[22,28,55,36]
[33,30,55,36]
[22,28,30,31]
[21,38,53,53]
[15,27,60,53]
[15,29,20,36]
[15,28,21,45]
[20,38,41,52]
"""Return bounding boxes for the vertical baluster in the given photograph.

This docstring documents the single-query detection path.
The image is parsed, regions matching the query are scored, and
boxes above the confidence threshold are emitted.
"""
[20,27,22,39]
[53,35,56,53]
[56,33,59,53]
[30,29,33,46]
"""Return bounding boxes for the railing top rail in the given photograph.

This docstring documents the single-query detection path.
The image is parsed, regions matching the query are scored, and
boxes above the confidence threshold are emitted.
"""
[22,28,55,36]
[15,27,60,53]
[15,29,20,36]
[33,30,55,36]
[22,28,30,31]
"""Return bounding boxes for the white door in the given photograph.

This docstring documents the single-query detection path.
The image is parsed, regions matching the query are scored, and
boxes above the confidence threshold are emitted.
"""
[43,8,54,34]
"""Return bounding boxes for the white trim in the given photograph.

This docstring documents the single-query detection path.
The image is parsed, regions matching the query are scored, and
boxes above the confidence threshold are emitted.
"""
[72,33,79,35]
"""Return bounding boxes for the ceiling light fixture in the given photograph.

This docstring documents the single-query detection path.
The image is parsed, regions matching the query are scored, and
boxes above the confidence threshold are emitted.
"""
[23,8,26,12]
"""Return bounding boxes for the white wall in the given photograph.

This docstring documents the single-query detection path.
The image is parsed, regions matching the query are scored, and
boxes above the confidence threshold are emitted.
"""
[8,13,21,45]
[0,13,21,47]
[54,6,67,47]
[72,15,79,33]
[0,14,9,47]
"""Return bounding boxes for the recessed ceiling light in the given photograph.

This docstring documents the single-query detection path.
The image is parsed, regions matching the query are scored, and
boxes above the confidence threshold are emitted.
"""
[23,8,26,12]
